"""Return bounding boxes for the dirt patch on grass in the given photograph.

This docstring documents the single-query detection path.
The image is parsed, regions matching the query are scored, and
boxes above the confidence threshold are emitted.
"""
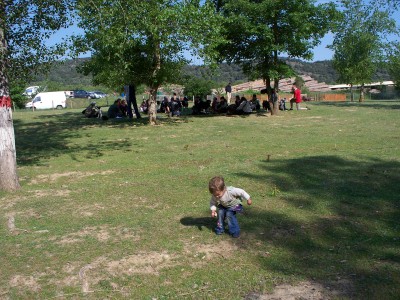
[76,203,105,217]
[5,210,43,235]
[246,279,355,299]
[0,189,70,211]
[55,225,140,245]
[29,170,115,185]
[184,240,239,268]
[106,252,176,276]
[186,240,238,259]
[9,275,41,293]
[29,189,71,197]
[50,252,178,293]
[0,195,29,210]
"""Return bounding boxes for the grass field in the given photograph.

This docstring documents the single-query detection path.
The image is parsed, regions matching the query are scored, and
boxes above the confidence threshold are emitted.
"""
[1,101,399,299]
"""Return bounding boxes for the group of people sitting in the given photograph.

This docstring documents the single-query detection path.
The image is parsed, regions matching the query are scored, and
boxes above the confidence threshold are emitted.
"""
[82,98,129,120]
[192,94,261,115]
[107,98,128,118]
[83,85,303,120]
[157,93,189,116]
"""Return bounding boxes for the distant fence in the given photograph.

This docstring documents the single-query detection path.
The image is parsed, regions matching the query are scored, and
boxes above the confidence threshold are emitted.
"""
[315,94,347,102]
[239,93,347,102]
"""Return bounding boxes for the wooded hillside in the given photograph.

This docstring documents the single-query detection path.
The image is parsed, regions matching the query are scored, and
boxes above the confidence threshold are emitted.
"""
[33,57,391,87]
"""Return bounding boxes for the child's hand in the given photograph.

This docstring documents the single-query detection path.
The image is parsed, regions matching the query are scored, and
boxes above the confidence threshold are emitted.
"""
[211,210,217,218]
[247,198,252,206]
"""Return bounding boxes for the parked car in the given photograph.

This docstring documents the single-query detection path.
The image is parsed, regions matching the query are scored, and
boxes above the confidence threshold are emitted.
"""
[25,92,67,110]
[72,90,90,98]
[89,91,107,99]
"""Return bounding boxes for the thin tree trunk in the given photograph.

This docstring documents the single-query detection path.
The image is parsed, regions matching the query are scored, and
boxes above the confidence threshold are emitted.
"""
[148,38,161,125]
[270,18,279,116]
[350,84,354,102]
[359,84,365,102]
[148,88,157,125]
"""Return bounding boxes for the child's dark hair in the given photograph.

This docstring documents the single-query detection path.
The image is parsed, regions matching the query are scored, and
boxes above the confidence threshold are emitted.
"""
[209,176,225,193]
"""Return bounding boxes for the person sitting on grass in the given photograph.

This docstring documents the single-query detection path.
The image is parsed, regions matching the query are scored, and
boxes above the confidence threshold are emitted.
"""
[290,83,302,110]
[170,95,182,116]
[250,94,261,111]
[139,100,148,113]
[236,96,253,115]
[82,102,100,118]
[107,99,123,119]
[279,98,288,111]
[209,176,252,238]
[234,95,241,106]
[211,97,219,113]
[119,99,128,116]
[158,96,170,114]
[181,96,189,108]
[216,96,228,113]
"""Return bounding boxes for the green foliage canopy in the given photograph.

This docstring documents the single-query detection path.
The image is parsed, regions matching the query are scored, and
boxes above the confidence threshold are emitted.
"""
[213,0,335,91]
[388,41,400,90]
[73,0,224,91]
[330,0,397,86]
[183,77,213,99]
[3,0,73,85]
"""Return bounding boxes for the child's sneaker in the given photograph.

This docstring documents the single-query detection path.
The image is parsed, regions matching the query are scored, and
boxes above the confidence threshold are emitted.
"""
[215,223,224,235]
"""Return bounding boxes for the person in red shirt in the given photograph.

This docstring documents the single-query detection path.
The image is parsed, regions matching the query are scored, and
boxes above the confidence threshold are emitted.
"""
[290,84,302,110]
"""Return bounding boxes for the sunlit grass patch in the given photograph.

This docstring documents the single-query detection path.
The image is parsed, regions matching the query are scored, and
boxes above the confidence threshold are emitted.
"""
[1,101,399,299]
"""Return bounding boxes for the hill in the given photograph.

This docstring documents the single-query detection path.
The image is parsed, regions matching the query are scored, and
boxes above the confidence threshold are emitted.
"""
[33,57,391,88]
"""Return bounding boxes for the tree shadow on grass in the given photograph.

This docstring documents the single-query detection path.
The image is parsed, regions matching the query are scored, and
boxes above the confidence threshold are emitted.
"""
[235,155,400,297]
[14,111,147,166]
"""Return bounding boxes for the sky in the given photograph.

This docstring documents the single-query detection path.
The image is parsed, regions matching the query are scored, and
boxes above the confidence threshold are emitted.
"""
[49,1,399,64]
[51,25,336,63]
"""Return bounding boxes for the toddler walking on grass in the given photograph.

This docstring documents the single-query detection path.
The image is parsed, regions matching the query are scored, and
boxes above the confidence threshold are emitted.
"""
[209,176,252,238]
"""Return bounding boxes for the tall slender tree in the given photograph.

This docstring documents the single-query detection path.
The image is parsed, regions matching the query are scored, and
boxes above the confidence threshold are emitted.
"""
[329,0,397,102]
[0,0,72,191]
[387,41,400,90]
[74,0,224,125]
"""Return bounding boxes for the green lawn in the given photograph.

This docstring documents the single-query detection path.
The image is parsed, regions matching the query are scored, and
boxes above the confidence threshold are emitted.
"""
[1,101,399,299]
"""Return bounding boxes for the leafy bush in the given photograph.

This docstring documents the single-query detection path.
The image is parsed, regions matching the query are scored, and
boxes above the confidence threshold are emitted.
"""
[183,77,213,99]
[10,81,28,109]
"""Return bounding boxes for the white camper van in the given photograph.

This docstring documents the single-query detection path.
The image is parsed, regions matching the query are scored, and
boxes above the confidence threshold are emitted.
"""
[23,86,40,97]
[25,92,67,110]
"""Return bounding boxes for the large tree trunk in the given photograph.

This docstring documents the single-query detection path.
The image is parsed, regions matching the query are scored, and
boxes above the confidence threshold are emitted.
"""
[0,103,20,191]
[271,76,279,116]
[0,18,20,191]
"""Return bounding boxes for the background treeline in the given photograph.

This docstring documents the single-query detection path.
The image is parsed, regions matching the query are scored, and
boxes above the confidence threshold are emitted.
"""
[32,57,391,89]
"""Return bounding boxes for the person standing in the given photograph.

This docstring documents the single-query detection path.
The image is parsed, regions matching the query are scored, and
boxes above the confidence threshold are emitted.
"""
[290,84,302,110]
[225,82,232,104]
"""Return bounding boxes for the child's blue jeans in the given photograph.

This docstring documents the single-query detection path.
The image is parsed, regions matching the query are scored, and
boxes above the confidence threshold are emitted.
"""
[215,205,243,237]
